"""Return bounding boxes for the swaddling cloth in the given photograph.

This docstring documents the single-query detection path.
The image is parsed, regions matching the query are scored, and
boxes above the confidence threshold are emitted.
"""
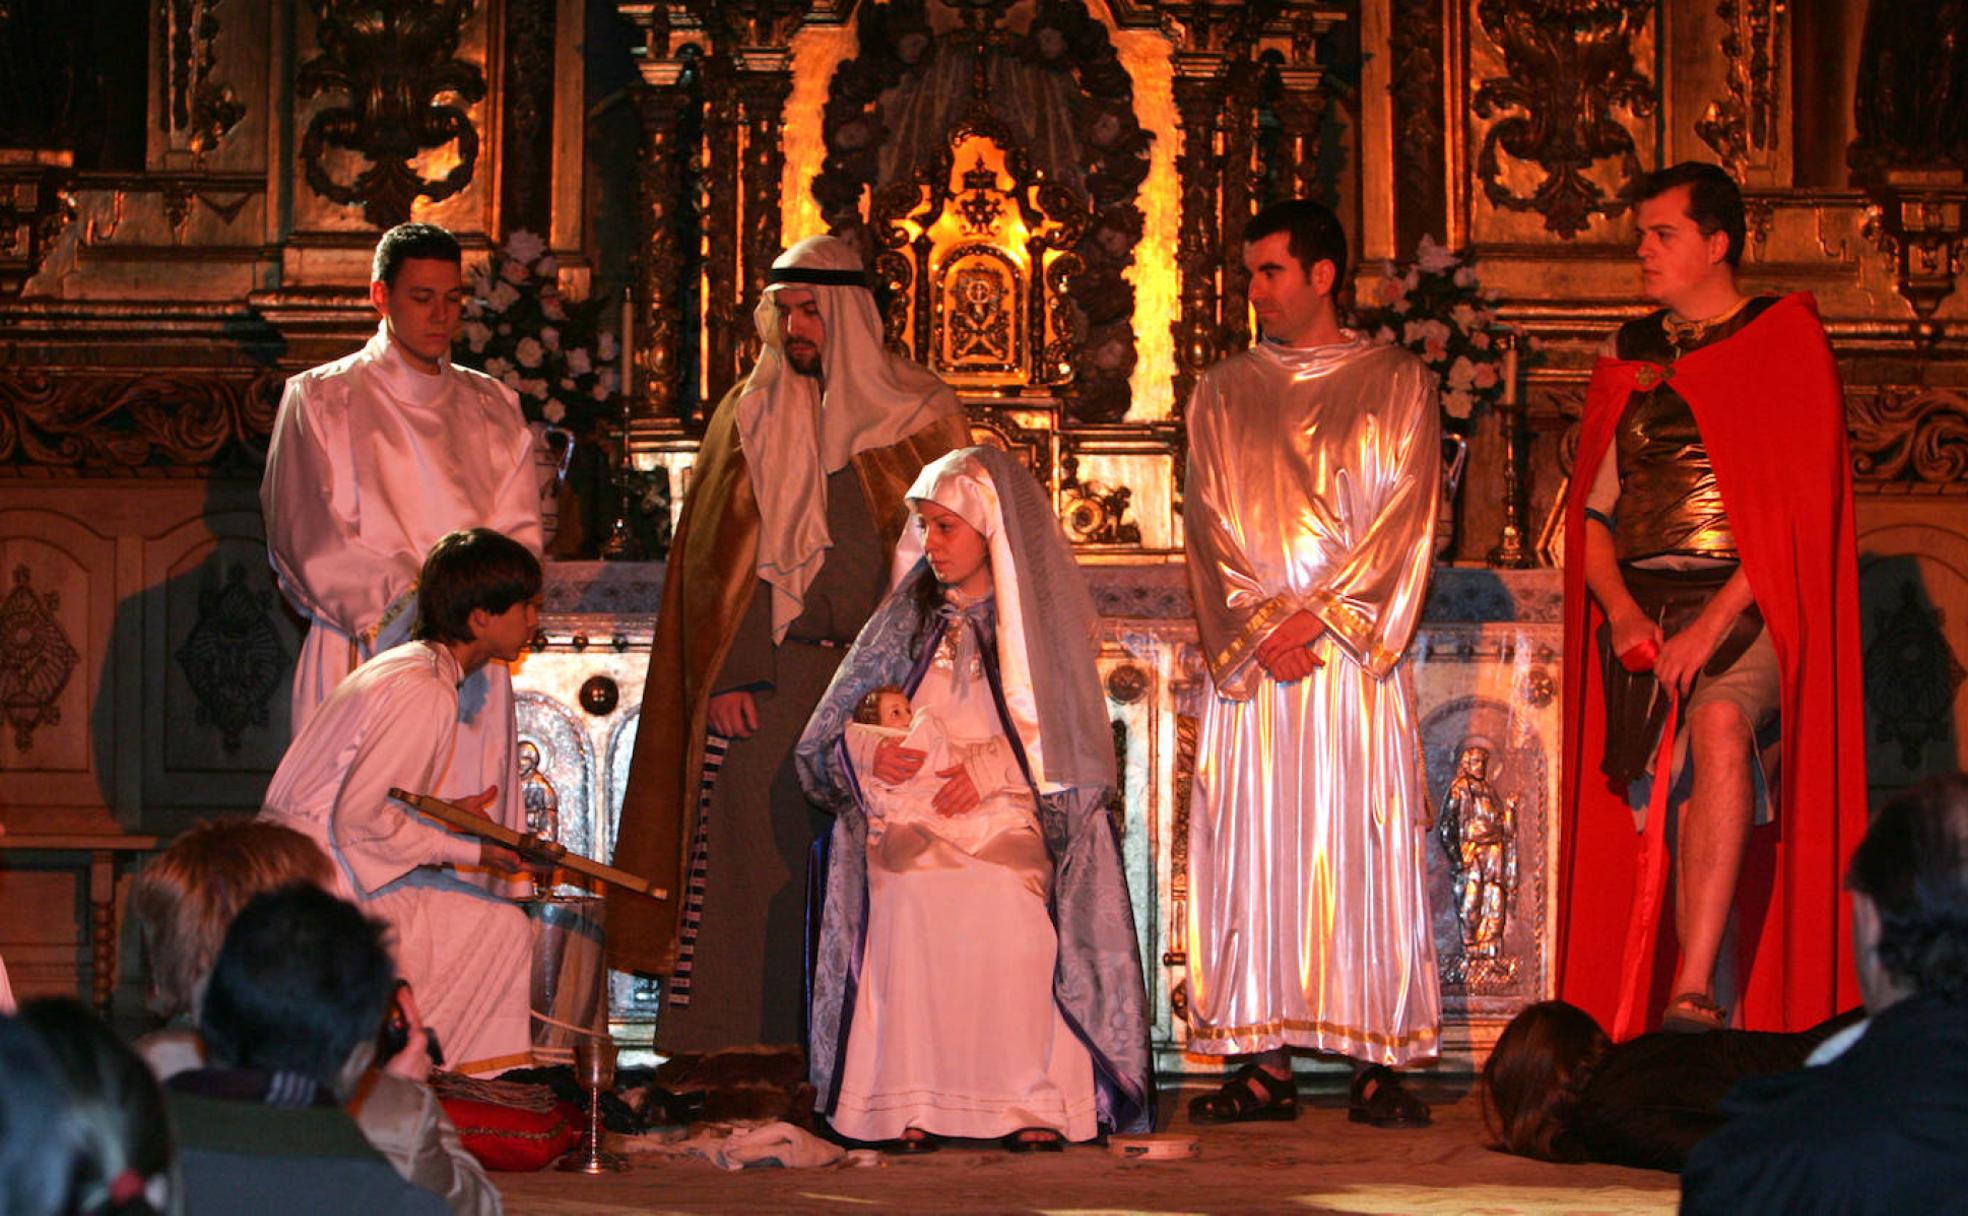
[843,709,1036,856]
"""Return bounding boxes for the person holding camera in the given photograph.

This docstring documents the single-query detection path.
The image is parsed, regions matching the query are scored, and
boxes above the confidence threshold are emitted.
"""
[165,884,453,1215]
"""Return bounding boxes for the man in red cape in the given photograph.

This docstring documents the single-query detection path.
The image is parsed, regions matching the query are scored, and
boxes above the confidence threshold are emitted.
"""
[1556,164,1867,1039]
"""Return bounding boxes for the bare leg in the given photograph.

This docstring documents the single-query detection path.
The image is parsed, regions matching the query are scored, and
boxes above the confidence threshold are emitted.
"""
[1670,701,1757,1002]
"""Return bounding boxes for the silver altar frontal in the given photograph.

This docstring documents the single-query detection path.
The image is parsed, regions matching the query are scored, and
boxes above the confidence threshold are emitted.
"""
[515,559,1561,1073]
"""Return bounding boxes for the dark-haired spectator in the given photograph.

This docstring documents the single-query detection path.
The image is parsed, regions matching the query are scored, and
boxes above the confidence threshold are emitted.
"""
[1481,998,1854,1172]
[168,884,449,1216]
[131,817,501,1215]
[6,998,176,1215]
[1682,773,1968,1212]
[261,528,542,1076]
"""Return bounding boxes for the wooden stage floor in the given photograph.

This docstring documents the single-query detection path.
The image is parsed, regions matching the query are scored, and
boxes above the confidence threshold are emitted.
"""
[496,1079,1680,1214]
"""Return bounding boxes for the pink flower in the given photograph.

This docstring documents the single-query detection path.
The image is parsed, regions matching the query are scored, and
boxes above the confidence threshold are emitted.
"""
[1378,276,1408,306]
[505,230,547,265]
[501,258,530,285]
[1447,355,1478,391]
[1443,389,1475,419]
[1471,331,1492,350]
[1473,361,1500,390]
[1424,338,1450,363]
[1415,235,1460,274]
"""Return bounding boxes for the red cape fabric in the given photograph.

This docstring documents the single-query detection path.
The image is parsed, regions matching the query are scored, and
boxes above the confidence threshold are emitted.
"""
[1556,292,1867,1036]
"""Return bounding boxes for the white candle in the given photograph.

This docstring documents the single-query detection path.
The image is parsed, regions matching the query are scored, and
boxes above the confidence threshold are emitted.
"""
[1503,337,1519,408]
[619,287,634,401]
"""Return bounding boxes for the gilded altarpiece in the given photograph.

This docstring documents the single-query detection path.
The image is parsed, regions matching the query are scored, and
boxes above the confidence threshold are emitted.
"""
[0,0,1964,1069]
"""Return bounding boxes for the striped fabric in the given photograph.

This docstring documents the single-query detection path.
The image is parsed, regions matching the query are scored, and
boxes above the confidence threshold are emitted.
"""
[665,733,728,1008]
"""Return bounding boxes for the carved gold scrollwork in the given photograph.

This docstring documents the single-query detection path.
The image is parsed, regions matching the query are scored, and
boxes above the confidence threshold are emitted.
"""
[1695,0,1781,179]
[1847,388,1968,489]
[0,370,278,467]
[168,0,247,158]
[1058,452,1141,546]
[1471,0,1657,239]
[296,0,487,230]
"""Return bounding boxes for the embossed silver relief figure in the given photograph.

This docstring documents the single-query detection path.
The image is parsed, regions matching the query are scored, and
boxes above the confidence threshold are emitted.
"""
[518,738,560,843]
[1439,741,1518,972]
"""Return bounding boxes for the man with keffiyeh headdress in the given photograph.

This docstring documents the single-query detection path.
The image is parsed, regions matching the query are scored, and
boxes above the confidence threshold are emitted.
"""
[606,235,967,1053]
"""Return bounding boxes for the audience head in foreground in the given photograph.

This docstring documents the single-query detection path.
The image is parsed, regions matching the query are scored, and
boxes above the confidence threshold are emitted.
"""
[133,818,334,1021]
[2,999,176,1216]
[1680,773,1968,1213]
[198,882,397,1096]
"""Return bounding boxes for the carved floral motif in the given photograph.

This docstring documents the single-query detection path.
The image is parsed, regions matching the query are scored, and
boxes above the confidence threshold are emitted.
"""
[1695,0,1781,177]
[296,0,487,230]
[1847,388,1968,488]
[1471,0,1656,238]
[174,563,287,753]
[1863,584,1966,771]
[0,566,77,752]
[168,0,246,158]
[0,371,278,468]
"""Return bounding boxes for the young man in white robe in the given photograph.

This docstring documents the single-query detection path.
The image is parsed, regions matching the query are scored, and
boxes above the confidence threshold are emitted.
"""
[262,222,542,840]
[260,528,543,1076]
[1182,198,1443,1127]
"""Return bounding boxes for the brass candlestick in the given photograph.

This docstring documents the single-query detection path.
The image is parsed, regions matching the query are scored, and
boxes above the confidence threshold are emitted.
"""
[556,1034,630,1173]
[601,286,637,560]
[1486,335,1535,569]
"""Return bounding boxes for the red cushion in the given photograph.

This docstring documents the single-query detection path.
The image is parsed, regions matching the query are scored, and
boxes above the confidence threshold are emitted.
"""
[439,1096,582,1172]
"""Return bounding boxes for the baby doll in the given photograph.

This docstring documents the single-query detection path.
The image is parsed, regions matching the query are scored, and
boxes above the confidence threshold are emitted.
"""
[841,685,1034,855]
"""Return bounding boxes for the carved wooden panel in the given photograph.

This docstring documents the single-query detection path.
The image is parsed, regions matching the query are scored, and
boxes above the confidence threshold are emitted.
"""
[1854,506,1968,801]
[146,509,300,808]
[0,513,115,807]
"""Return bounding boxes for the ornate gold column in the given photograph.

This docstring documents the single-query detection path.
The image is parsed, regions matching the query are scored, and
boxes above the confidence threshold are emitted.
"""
[1171,56,1232,411]
[736,50,794,373]
[634,64,695,428]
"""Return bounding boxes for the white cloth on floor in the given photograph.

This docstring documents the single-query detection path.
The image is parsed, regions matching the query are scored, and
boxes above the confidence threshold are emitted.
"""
[262,321,541,838]
[261,640,533,1075]
[711,1121,846,1171]
[829,624,1096,1143]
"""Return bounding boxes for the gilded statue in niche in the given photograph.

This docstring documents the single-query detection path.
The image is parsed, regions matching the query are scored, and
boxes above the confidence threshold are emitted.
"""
[1850,0,1968,177]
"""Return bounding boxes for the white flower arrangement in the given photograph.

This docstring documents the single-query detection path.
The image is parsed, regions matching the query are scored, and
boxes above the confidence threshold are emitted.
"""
[453,230,618,436]
[1355,235,1535,431]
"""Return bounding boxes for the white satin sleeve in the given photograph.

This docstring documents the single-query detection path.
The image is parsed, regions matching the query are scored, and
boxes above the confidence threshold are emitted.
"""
[1303,363,1441,679]
[262,374,416,635]
[330,678,480,895]
[1183,376,1297,700]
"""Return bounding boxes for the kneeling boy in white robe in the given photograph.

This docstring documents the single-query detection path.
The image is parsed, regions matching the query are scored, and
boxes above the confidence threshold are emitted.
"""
[262,528,542,1075]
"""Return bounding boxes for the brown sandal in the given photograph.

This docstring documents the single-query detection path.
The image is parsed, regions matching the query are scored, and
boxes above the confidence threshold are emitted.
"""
[1660,991,1728,1034]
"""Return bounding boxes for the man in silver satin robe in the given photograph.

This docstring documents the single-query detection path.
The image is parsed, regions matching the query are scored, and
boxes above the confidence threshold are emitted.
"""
[1182,199,1442,1127]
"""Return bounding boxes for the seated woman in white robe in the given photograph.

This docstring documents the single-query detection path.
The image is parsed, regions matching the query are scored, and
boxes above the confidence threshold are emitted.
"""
[797,446,1155,1152]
